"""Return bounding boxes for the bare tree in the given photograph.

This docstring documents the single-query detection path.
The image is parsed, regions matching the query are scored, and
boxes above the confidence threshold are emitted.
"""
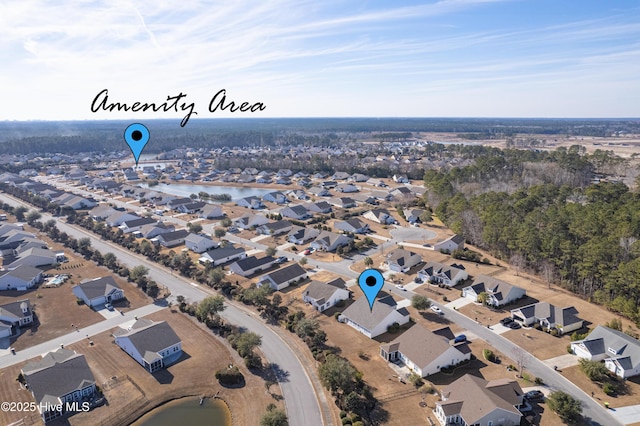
[541,261,556,288]
[509,254,526,276]
[512,347,530,379]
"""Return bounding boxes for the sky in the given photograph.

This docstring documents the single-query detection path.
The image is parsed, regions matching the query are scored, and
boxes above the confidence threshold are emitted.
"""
[1,0,639,122]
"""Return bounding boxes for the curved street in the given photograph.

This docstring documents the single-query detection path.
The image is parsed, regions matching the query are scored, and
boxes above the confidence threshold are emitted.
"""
[0,194,327,426]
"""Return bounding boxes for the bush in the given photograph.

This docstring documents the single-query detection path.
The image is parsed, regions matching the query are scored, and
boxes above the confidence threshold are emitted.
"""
[483,349,495,362]
[603,382,616,396]
[341,418,352,425]
[215,366,244,385]
[76,298,85,305]
[334,312,342,321]
[535,377,544,385]
[567,345,574,354]
[340,411,347,419]
[550,328,560,337]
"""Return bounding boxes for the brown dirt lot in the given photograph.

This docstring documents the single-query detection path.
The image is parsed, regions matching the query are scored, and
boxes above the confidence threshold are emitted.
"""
[0,309,279,426]
[1,228,150,352]
[559,365,640,409]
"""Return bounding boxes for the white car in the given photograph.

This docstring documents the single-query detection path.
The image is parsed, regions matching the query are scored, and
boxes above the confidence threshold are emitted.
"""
[395,284,406,291]
[430,306,443,315]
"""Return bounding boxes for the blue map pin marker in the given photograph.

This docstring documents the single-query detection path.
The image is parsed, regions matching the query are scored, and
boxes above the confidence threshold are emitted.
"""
[124,123,150,166]
[358,269,385,311]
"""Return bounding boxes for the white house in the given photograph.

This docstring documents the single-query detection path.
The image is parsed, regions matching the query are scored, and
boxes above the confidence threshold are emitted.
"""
[386,249,422,273]
[199,204,224,219]
[288,226,320,245]
[0,299,33,338]
[363,209,396,225]
[510,302,583,335]
[418,262,468,287]
[280,205,311,220]
[571,325,640,379]
[262,191,289,204]
[303,278,350,312]
[106,211,141,227]
[258,263,308,291]
[380,325,471,377]
[0,265,43,291]
[234,214,269,230]
[114,319,183,372]
[434,374,524,426]
[199,245,247,266]
[256,220,293,236]
[229,256,276,277]
[462,276,526,307]
[237,196,264,209]
[311,231,352,252]
[22,349,97,423]
[73,276,125,307]
[184,233,218,253]
[334,219,369,234]
[339,295,410,339]
[120,217,156,234]
[434,234,465,253]
[5,248,57,270]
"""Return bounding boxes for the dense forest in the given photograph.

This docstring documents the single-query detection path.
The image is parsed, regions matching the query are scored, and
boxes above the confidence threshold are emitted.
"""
[424,146,640,324]
[1,118,638,154]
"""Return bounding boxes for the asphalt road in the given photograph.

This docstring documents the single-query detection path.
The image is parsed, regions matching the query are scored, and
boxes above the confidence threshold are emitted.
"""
[0,193,327,426]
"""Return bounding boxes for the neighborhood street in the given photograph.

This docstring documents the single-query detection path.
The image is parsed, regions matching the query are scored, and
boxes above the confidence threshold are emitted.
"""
[0,193,327,426]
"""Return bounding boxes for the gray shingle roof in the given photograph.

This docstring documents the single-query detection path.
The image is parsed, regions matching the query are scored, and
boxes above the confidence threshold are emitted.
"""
[263,263,307,285]
[304,278,347,304]
[76,276,121,300]
[115,320,181,363]
[22,349,96,405]
[341,294,408,331]
[232,255,275,272]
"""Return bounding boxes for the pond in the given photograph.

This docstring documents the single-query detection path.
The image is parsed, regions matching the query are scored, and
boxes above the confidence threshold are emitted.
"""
[131,397,231,426]
[139,183,274,201]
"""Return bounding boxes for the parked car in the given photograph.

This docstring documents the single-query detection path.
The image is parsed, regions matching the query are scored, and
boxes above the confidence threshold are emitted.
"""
[500,317,514,325]
[275,256,288,264]
[303,249,311,255]
[508,321,521,329]
[104,303,114,311]
[430,306,443,315]
[395,284,406,291]
[454,334,467,343]
[525,390,544,401]
[414,277,423,284]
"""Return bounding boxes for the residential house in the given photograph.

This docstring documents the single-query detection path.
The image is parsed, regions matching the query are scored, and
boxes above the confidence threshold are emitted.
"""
[462,276,526,307]
[114,319,182,372]
[167,198,193,210]
[321,181,338,189]
[199,204,224,219]
[22,348,97,423]
[393,174,409,183]
[288,226,320,245]
[363,209,396,225]
[304,201,332,214]
[288,189,309,201]
[237,196,264,209]
[403,208,425,224]
[258,263,308,291]
[257,220,293,236]
[329,197,357,209]
[339,295,410,339]
[120,217,156,234]
[367,178,387,187]
[184,233,218,253]
[386,249,423,273]
[308,187,331,197]
[418,262,468,287]
[303,278,349,312]
[230,255,276,277]
[263,191,289,204]
[280,205,311,221]
[234,214,269,230]
[332,172,350,181]
[311,231,352,252]
[511,302,583,335]
[380,325,471,377]
[199,245,246,266]
[176,201,206,214]
[571,325,640,378]
[155,229,190,248]
[351,193,377,205]
[0,299,33,338]
[139,222,175,239]
[89,205,116,220]
[5,247,57,270]
[334,219,369,234]
[297,178,313,187]
[348,173,369,182]
[434,234,465,253]
[72,276,124,307]
[0,265,43,290]
[335,183,359,193]
[434,374,524,426]
[106,211,141,227]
